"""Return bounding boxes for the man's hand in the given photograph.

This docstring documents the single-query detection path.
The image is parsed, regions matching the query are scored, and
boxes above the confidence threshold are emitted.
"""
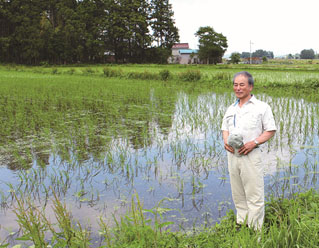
[238,131,276,155]
[238,141,257,155]
[222,130,234,153]
[224,143,234,153]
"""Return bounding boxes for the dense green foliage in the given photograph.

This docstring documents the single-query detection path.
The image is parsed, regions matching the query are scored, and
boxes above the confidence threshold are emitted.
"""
[300,49,315,59]
[0,0,179,65]
[240,50,274,59]
[252,49,274,59]
[230,52,241,64]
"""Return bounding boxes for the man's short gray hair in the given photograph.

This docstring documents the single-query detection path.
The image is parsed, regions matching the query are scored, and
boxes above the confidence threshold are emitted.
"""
[233,71,254,87]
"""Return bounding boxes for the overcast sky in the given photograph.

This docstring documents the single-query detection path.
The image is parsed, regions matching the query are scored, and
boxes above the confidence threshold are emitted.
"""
[169,0,319,57]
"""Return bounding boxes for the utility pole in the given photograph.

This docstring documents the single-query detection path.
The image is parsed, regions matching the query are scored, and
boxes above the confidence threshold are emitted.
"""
[250,40,253,64]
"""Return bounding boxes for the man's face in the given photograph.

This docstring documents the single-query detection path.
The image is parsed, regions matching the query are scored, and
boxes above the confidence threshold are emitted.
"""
[233,75,253,100]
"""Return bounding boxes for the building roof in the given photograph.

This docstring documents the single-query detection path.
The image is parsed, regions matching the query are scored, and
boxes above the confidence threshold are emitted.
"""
[179,49,198,54]
[172,43,189,49]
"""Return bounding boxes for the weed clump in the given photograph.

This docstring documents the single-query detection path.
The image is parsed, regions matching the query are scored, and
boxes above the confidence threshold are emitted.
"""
[13,189,92,247]
[212,72,232,81]
[178,69,201,82]
[103,67,123,77]
[127,70,158,80]
[303,77,319,88]
[159,69,171,81]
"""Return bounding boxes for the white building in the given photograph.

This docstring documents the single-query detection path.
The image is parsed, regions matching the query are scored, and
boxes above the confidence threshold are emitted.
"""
[168,43,200,64]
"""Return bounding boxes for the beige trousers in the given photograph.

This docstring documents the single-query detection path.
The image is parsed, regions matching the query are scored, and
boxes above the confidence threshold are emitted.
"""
[227,149,264,230]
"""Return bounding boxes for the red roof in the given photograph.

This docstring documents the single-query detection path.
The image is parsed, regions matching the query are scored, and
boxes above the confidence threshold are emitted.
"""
[172,43,189,49]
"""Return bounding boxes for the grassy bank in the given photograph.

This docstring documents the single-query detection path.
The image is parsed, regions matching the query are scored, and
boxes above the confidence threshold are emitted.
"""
[1,63,319,90]
[2,189,318,247]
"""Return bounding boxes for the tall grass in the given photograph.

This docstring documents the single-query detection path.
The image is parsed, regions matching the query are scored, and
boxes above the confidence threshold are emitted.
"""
[7,189,319,247]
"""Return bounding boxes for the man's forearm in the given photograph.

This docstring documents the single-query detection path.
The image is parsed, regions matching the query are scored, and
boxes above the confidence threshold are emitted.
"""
[222,130,229,145]
[255,130,276,145]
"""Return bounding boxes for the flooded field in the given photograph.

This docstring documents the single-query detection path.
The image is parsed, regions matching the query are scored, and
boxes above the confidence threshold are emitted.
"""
[0,69,318,245]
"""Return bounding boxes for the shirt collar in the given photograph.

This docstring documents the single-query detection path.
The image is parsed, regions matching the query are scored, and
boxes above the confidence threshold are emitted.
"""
[233,94,256,106]
[248,94,257,104]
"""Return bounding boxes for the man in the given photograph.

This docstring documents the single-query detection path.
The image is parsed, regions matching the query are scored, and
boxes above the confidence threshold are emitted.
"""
[221,71,276,230]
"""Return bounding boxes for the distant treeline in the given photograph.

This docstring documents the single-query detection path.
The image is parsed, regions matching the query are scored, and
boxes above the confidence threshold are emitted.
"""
[240,50,274,59]
[0,0,179,65]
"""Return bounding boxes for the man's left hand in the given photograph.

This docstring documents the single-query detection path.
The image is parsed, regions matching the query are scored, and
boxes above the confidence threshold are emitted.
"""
[238,141,257,155]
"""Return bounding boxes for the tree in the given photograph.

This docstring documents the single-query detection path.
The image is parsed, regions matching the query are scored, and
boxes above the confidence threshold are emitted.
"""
[230,52,241,64]
[0,0,46,64]
[150,0,179,48]
[300,49,315,59]
[252,49,273,59]
[76,0,106,63]
[287,54,294,59]
[149,0,179,63]
[240,52,250,58]
[195,26,227,64]
[0,0,179,64]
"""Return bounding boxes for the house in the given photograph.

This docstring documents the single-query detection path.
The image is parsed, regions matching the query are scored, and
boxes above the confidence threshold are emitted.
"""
[178,49,200,64]
[169,43,201,64]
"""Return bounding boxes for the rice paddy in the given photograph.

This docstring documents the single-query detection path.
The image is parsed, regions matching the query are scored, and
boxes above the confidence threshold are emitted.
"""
[0,64,318,247]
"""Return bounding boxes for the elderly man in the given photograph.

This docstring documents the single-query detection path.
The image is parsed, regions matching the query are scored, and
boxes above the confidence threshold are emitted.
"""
[221,71,276,230]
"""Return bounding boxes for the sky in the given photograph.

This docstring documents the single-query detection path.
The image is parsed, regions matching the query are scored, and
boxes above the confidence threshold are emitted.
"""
[169,0,319,57]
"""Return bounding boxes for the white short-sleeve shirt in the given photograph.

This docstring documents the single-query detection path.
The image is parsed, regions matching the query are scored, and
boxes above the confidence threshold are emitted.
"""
[221,95,277,144]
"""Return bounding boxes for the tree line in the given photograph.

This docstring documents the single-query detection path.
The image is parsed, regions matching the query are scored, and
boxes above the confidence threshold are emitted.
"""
[0,0,179,65]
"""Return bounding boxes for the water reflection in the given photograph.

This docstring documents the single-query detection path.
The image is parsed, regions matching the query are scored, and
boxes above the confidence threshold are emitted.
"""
[0,82,319,242]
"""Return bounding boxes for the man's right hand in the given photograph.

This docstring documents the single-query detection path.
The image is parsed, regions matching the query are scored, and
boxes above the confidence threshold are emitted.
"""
[222,130,234,153]
[224,143,234,153]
